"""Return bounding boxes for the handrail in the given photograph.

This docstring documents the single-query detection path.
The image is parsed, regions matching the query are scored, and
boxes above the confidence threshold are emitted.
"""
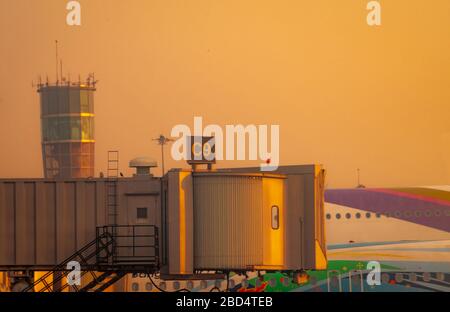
[22,225,159,292]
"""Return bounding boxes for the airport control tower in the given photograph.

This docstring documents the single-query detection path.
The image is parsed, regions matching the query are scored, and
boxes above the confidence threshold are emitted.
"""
[37,75,97,178]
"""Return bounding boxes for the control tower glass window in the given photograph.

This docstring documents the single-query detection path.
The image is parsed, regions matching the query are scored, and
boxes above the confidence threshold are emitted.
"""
[69,89,81,113]
[39,84,96,179]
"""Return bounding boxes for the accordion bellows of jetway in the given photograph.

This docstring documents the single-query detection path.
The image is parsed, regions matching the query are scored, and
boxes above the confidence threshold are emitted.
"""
[163,165,327,276]
[0,165,327,278]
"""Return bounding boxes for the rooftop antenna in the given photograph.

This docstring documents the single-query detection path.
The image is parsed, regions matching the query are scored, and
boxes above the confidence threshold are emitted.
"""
[60,59,63,82]
[55,40,59,83]
[153,135,174,176]
[356,168,366,188]
[87,73,91,86]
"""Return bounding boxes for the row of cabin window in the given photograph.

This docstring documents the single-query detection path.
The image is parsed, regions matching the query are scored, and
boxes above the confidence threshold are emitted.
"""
[129,272,448,291]
[326,209,450,220]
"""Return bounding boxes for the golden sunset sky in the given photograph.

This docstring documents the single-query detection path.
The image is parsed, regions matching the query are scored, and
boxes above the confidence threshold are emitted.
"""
[0,0,449,187]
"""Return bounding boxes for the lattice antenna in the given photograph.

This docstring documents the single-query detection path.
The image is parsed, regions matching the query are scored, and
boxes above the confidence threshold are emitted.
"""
[55,40,59,83]
[153,135,174,176]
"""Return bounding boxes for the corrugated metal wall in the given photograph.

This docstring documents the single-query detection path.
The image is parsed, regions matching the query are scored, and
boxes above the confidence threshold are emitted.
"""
[0,178,161,269]
[0,181,106,268]
[218,165,327,271]
[193,175,264,269]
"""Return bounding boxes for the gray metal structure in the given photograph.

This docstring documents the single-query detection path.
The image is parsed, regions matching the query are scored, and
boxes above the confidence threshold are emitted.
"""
[0,164,326,291]
[0,176,160,270]
[161,165,327,276]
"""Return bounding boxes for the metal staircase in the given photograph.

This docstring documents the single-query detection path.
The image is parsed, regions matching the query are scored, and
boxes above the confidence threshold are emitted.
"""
[22,225,159,292]
[78,271,127,292]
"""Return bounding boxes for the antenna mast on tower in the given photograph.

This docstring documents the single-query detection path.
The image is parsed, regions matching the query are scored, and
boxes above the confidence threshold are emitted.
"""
[356,168,366,188]
[55,40,59,83]
[153,135,174,176]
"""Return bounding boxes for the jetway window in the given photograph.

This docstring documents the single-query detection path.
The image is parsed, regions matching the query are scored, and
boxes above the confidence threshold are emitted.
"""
[271,205,279,230]
[137,207,148,219]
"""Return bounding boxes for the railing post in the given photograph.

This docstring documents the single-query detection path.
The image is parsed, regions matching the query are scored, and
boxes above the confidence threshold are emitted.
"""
[95,227,99,264]
[155,226,159,266]
[111,226,115,264]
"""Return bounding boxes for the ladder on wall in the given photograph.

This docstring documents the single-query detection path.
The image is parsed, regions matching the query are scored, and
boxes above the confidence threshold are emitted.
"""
[106,151,119,226]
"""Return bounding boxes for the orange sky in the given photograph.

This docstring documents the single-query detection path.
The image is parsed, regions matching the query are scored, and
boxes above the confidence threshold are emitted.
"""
[0,0,449,187]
